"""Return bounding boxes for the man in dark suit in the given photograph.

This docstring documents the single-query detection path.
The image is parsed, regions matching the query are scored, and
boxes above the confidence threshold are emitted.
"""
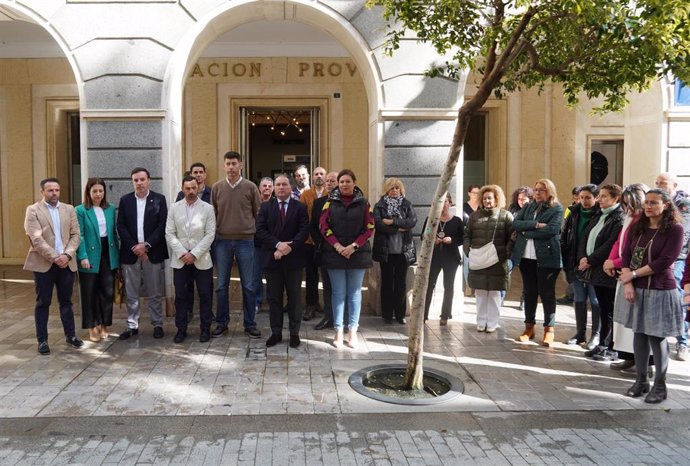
[24,178,84,354]
[117,167,169,340]
[256,174,310,348]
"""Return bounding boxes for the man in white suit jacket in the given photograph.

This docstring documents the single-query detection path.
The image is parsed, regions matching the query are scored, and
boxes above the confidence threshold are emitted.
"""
[165,176,216,343]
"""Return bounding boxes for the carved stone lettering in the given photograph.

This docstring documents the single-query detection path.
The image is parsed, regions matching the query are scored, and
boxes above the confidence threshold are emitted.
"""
[328,63,342,76]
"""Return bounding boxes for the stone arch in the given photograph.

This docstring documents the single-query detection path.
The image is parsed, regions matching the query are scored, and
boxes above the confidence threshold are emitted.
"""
[162,0,385,200]
[0,1,84,101]
[0,1,85,262]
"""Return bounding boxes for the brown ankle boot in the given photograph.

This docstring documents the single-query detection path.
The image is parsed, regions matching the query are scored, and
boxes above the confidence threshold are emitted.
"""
[517,323,535,342]
[542,326,555,347]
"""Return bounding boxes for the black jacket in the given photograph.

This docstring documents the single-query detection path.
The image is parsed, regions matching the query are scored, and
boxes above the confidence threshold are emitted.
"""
[320,187,373,269]
[561,203,600,273]
[117,191,169,264]
[372,196,417,265]
[255,198,310,270]
[577,205,624,288]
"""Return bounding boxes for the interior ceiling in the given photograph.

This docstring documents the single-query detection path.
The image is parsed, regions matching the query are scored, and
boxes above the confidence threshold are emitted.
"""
[0,17,348,58]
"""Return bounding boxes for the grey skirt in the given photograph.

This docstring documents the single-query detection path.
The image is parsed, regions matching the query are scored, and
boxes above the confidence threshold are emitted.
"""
[613,286,683,338]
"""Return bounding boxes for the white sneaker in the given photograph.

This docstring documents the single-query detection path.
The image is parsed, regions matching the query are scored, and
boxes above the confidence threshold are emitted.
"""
[477,325,486,332]
[486,326,497,333]
[677,344,688,361]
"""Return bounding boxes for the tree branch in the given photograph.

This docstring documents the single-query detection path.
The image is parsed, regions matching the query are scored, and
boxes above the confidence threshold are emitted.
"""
[480,6,537,93]
[483,0,505,81]
[522,40,568,77]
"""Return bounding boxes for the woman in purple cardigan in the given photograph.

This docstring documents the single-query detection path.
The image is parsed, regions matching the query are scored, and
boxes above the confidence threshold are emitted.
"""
[615,189,684,403]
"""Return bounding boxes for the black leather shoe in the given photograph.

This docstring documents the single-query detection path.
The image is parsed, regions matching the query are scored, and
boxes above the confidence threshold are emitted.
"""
[174,329,187,344]
[199,328,211,342]
[611,359,635,370]
[584,345,604,358]
[245,327,261,339]
[644,380,667,403]
[66,336,84,348]
[315,319,333,330]
[38,341,50,355]
[626,381,651,398]
[266,334,282,347]
[593,349,618,361]
[211,325,228,338]
[303,305,315,321]
[396,318,407,324]
[289,335,301,348]
[153,326,164,339]
[118,328,139,340]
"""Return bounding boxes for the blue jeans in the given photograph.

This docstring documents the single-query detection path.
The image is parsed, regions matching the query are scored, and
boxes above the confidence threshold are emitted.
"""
[214,239,256,329]
[673,259,688,347]
[328,268,366,331]
[253,246,270,308]
[572,276,599,306]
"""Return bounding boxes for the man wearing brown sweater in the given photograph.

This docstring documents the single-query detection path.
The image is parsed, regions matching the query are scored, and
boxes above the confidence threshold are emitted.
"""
[211,151,261,338]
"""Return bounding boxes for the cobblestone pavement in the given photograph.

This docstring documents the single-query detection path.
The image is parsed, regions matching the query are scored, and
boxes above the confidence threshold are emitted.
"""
[1,266,690,464]
[0,411,689,465]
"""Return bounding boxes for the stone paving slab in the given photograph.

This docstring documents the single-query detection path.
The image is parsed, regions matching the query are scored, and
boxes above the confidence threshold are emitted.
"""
[0,412,688,465]
[2,265,690,463]
[2,265,690,419]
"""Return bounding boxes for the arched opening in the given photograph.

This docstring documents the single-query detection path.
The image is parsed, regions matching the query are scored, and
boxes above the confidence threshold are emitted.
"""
[0,2,83,263]
[163,0,383,203]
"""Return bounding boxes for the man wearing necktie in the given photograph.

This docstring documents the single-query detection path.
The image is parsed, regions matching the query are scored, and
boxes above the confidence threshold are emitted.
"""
[255,174,310,348]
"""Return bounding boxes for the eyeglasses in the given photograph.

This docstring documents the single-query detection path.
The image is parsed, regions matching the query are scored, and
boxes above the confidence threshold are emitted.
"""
[470,190,480,195]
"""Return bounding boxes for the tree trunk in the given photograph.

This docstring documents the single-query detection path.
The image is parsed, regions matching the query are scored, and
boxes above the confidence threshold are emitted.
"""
[402,106,480,390]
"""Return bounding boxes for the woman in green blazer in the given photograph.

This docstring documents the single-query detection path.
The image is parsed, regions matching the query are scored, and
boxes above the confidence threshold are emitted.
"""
[76,178,120,341]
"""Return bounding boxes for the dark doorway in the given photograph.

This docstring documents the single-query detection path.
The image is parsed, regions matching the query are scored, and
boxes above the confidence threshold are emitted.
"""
[241,107,319,185]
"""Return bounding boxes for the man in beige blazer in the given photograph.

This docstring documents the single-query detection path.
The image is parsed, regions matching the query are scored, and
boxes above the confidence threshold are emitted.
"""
[24,178,84,354]
[165,175,216,343]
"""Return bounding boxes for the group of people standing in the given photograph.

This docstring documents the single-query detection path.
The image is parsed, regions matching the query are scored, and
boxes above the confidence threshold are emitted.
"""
[456,173,688,404]
[22,153,690,403]
[23,152,377,353]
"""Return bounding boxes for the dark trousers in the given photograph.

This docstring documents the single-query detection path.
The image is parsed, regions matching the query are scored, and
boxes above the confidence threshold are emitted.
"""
[320,265,333,321]
[424,253,459,320]
[79,238,114,329]
[380,254,409,321]
[594,285,616,349]
[304,244,320,306]
[34,264,77,342]
[266,267,303,336]
[634,333,668,383]
[173,265,213,330]
[519,259,559,327]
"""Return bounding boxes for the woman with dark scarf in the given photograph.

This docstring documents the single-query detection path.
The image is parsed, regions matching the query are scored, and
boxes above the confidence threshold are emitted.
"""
[373,178,417,324]
[561,184,602,348]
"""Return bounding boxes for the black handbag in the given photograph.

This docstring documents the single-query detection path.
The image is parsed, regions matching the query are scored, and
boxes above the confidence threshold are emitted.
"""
[575,267,593,284]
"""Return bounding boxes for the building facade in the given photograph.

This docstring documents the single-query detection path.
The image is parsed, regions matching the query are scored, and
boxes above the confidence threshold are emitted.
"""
[1,0,689,278]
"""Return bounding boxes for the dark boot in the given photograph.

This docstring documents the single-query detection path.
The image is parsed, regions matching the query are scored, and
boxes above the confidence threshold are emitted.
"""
[644,380,667,403]
[585,304,601,350]
[566,302,587,345]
